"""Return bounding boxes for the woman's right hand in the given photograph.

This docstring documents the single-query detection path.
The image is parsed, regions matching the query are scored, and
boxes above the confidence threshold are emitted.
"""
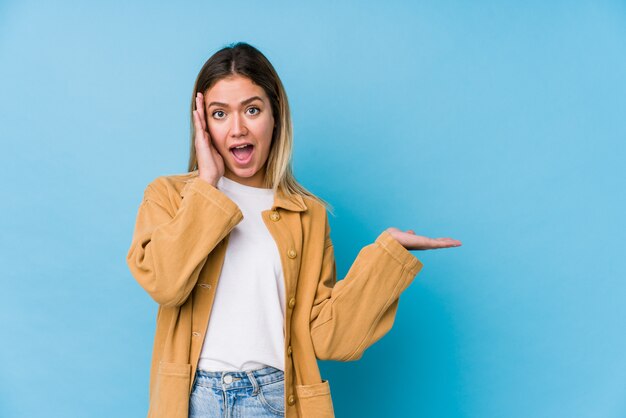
[193,91,225,186]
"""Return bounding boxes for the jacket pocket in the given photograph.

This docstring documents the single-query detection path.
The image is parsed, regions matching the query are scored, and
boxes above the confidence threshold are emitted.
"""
[295,380,335,418]
[147,361,192,418]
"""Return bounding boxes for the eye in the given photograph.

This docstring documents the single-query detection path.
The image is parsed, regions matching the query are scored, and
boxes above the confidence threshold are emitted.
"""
[246,106,260,116]
[212,110,226,119]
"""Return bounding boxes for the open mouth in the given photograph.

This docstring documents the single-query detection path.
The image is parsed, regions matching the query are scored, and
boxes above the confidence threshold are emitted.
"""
[230,143,254,164]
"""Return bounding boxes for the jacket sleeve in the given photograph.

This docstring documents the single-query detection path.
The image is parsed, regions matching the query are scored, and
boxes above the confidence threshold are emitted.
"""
[310,214,423,361]
[126,176,243,308]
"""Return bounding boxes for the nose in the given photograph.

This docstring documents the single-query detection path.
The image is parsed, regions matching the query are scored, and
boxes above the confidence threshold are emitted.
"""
[230,112,248,137]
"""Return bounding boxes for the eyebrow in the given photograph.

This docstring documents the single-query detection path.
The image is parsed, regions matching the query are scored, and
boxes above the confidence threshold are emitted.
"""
[207,96,264,108]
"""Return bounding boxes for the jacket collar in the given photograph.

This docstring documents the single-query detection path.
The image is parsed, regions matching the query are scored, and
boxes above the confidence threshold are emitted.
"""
[274,186,307,212]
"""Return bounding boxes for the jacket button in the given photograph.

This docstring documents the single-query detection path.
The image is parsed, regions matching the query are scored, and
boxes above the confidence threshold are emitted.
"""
[287,345,292,356]
[288,394,296,405]
[288,298,296,309]
[270,211,280,221]
[199,283,212,289]
[192,332,201,337]
[287,249,297,259]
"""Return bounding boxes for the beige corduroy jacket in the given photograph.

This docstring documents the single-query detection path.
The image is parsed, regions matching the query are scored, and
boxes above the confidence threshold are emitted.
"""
[126,170,423,418]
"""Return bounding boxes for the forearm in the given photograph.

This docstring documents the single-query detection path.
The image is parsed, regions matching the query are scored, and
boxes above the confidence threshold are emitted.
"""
[311,230,423,361]
[126,177,242,307]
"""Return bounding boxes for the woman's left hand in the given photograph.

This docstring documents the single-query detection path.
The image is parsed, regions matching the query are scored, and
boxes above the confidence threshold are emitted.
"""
[385,227,462,250]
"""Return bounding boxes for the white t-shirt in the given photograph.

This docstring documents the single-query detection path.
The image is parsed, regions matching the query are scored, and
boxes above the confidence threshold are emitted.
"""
[197,175,286,372]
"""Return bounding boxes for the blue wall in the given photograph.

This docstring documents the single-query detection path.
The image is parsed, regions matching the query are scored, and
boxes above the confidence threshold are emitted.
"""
[1,1,625,417]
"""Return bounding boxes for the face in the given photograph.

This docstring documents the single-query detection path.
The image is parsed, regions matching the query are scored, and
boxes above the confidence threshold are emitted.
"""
[203,74,275,188]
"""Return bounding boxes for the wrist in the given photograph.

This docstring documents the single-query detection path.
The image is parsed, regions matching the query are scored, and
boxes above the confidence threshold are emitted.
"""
[198,174,219,187]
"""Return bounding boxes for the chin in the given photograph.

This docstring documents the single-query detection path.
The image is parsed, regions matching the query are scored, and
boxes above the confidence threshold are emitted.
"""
[231,167,256,178]
[227,165,260,179]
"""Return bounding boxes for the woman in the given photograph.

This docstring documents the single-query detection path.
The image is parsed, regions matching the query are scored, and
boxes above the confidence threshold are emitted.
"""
[126,41,461,418]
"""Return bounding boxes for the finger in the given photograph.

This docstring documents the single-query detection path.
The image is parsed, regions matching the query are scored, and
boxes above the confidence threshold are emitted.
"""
[192,110,201,133]
[431,238,462,247]
[196,93,209,131]
[193,111,208,146]
[193,110,204,134]
[210,144,223,164]
[195,95,205,127]
[438,237,461,244]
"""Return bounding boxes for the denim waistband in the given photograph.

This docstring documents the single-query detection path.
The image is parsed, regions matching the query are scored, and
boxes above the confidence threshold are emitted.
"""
[193,365,284,390]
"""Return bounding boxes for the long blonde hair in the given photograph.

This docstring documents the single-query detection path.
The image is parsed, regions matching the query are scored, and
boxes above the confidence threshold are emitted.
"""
[188,42,331,212]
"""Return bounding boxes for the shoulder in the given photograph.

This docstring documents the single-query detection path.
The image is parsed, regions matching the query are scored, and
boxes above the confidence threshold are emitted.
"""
[301,194,328,218]
[142,170,200,203]
[299,194,334,249]
[300,194,332,239]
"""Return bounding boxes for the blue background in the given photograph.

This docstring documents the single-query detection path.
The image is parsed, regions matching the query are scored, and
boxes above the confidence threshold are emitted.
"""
[1,1,625,417]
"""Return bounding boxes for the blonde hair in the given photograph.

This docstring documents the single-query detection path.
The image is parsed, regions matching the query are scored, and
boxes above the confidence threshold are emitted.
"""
[188,42,332,213]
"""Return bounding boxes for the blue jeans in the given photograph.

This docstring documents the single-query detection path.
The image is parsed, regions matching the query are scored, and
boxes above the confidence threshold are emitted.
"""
[189,366,285,417]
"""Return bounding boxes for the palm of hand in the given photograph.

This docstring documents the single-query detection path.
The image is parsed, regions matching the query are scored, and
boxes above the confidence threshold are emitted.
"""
[386,227,462,251]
